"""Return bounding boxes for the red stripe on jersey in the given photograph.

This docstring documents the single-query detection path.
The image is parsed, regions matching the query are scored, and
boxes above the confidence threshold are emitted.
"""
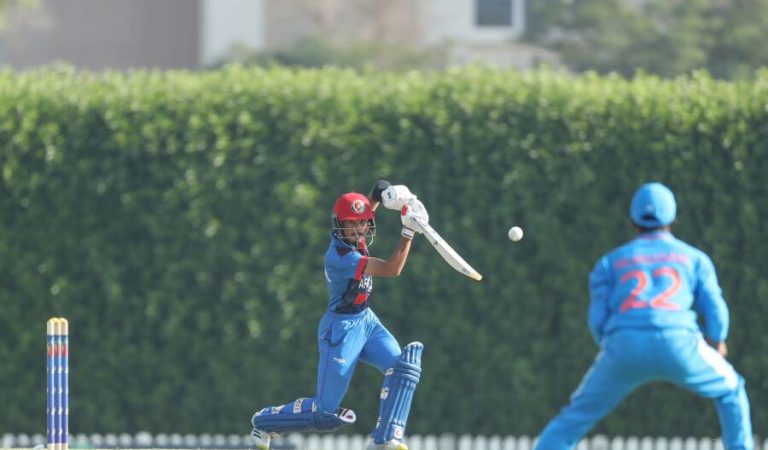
[354,256,368,280]
[354,293,369,305]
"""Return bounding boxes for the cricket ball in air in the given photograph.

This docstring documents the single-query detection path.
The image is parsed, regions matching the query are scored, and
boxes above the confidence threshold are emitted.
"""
[508,226,524,242]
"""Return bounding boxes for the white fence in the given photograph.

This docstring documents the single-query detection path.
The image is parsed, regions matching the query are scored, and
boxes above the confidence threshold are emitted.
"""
[2,433,765,450]
[279,434,762,450]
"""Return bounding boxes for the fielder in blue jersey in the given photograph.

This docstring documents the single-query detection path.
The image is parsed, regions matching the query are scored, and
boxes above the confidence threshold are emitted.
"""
[534,182,753,450]
[251,180,429,450]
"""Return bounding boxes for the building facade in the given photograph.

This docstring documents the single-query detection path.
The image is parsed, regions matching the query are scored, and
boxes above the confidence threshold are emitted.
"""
[0,0,553,70]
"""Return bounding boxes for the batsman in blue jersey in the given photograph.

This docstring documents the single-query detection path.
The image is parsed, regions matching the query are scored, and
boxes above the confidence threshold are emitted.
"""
[251,180,429,450]
[534,182,753,450]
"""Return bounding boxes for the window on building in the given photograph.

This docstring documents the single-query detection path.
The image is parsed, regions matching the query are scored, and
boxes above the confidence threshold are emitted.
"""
[476,0,513,27]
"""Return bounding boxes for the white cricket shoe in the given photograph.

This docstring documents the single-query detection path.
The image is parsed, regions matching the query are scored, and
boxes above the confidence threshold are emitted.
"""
[250,428,271,450]
[364,437,408,450]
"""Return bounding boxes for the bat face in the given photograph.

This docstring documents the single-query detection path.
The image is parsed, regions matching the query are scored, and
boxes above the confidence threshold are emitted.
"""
[415,218,482,281]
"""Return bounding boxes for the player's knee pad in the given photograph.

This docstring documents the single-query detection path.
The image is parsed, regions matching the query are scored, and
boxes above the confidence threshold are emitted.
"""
[372,342,424,444]
[251,397,356,434]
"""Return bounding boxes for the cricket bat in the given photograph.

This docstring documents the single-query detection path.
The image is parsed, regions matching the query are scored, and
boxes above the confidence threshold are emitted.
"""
[414,217,482,281]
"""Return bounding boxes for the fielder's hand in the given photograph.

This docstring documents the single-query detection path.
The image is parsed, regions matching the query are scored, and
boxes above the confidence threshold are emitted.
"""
[708,339,728,358]
[400,199,429,239]
[382,185,417,211]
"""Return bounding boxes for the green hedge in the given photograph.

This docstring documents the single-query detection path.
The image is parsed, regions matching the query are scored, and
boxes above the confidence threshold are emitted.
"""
[1,66,766,438]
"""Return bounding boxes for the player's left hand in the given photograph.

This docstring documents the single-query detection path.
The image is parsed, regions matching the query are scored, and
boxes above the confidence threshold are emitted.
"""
[382,185,417,211]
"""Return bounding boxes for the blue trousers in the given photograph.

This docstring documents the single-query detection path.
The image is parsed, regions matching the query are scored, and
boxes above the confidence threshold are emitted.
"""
[316,308,401,412]
[535,329,753,450]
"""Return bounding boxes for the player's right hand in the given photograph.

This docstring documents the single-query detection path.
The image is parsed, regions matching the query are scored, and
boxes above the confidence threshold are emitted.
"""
[382,185,417,211]
[401,199,429,233]
[708,339,728,357]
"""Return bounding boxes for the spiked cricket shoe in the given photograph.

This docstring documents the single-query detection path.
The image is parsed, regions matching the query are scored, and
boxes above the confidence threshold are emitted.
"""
[250,428,272,450]
[364,437,408,450]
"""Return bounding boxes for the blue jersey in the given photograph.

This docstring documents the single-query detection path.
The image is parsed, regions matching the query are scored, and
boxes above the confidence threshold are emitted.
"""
[537,230,752,450]
[324,233,373,314]
[588,230,729,344]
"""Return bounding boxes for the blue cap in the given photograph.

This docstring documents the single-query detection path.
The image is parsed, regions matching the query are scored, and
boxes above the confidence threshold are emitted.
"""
[630,182,676,228]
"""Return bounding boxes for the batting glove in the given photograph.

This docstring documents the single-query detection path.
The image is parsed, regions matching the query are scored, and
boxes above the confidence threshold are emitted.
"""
[382,185,417,211]
[401,199,429,237]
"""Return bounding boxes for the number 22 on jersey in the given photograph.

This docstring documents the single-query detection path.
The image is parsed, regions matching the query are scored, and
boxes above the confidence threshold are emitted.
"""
[619,266,682,313]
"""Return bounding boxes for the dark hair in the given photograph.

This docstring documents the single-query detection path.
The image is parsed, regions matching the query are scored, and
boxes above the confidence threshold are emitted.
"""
[634,223,672,233]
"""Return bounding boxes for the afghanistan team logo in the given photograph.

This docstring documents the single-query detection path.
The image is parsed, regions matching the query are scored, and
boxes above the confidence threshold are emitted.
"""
[351,199,366,214]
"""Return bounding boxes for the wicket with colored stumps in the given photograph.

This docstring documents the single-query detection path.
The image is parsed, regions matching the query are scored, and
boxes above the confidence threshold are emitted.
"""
[47,318,69,450]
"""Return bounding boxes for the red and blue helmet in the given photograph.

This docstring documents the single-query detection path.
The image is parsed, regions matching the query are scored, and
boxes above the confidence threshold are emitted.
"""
[332,192,376,244]
[630,182,676,228]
